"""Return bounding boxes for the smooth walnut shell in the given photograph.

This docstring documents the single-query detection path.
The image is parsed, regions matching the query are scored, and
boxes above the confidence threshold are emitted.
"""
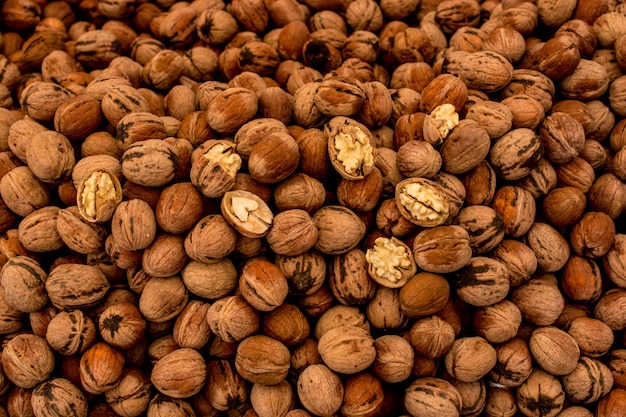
[266,209,317,256]
[239,257,289,312]
[412,225,472,273]
[312,205,366,255]
[297,364,343,417]
[318,325,376,374]
[530,326,580,376]
[138,276,188,323]
[444,336,497,383]
[184,214,237,263]
[151,348,207,399]
[205,359,248,411]
[111,199,157,252]
[511,276,565,326]
[25,130,75,184]
[181,259,237,300]
[235,335,290,385]
[399,272,450,318]
[0,166,50,217]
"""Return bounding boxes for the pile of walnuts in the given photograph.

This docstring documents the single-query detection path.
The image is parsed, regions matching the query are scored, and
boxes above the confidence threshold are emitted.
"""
[1,0,626,416]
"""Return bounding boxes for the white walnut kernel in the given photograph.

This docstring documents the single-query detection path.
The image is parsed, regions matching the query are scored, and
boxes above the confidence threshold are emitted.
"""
[78,171,122,223]
[429,103,459,139]
[222,190,273,238]
[396,179,450,227]
[203,143,242,178]
[366,237,415,287]
[333,127,375,177]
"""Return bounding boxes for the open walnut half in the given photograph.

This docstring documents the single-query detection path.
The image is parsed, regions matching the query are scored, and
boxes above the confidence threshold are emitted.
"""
[325,116,376,180]
[365,236,416,288]
[190,140,242,198]
[395,178,450,227]
[77,170,123,223]
[221,190,273,238]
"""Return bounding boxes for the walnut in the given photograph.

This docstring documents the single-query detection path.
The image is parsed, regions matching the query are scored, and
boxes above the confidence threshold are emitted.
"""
[99,302,146,349]
[365,236,415,288]
[46,309,96,356]
[395,178,449,227]
[184,214,237,263]
[371,335,413,383]
[297,364,343,417]
[511,275,565,327]
[455,256,509,307]
[104,367,151,417]
[567,317,614,359]
[206,295,259,343]
[492,239,537,288]
[312,205,365,255]
[76,170,123,223]
[261,303,309,348]
[17,206,64,253]
[489,337,533,388]
[412,225,472,273]
[2,334,55,388]
[489,128,543,181]
[31,378,88,417]
[138,275,188,323]
[317,325,376,374]
[142,233,188,278]
[325,116,376,180]
[529,326,580,377]
[265,209,318,257]
[248,131,300,184]
[46,263,110,310]
[404,377,462,417]
[239,257,289,312]
[191,140,241,198]
[0,255,47,313]
[205,359,248,411]
[328,248,376,306]
[399,272,450,318]
[221,190,273,239]
[151,348,207,399]
[235,335,290,385]
[0,166,50,217]
[207,87,258,134]
[540,112,586,164]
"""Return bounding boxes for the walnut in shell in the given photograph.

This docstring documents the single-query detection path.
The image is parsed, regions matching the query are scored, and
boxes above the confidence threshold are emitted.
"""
[76,170,123,223]
[151,348,207,399]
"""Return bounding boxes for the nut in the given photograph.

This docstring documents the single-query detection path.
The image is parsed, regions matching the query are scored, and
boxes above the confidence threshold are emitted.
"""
[325,116,376,180]
[395,178,450,227]
[365,236,416,288]
[221,190,273,238]
[77,170,123,223]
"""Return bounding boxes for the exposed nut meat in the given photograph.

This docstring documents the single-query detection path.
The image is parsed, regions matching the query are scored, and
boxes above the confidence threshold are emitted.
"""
[221,190,273,238]
[395,178,450,227]
[325,116,377,180]
[203,143,242,178]
[365,236,415,288]
[77,171,122,223]
[429,103,460,139]
[334,128,375,176]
